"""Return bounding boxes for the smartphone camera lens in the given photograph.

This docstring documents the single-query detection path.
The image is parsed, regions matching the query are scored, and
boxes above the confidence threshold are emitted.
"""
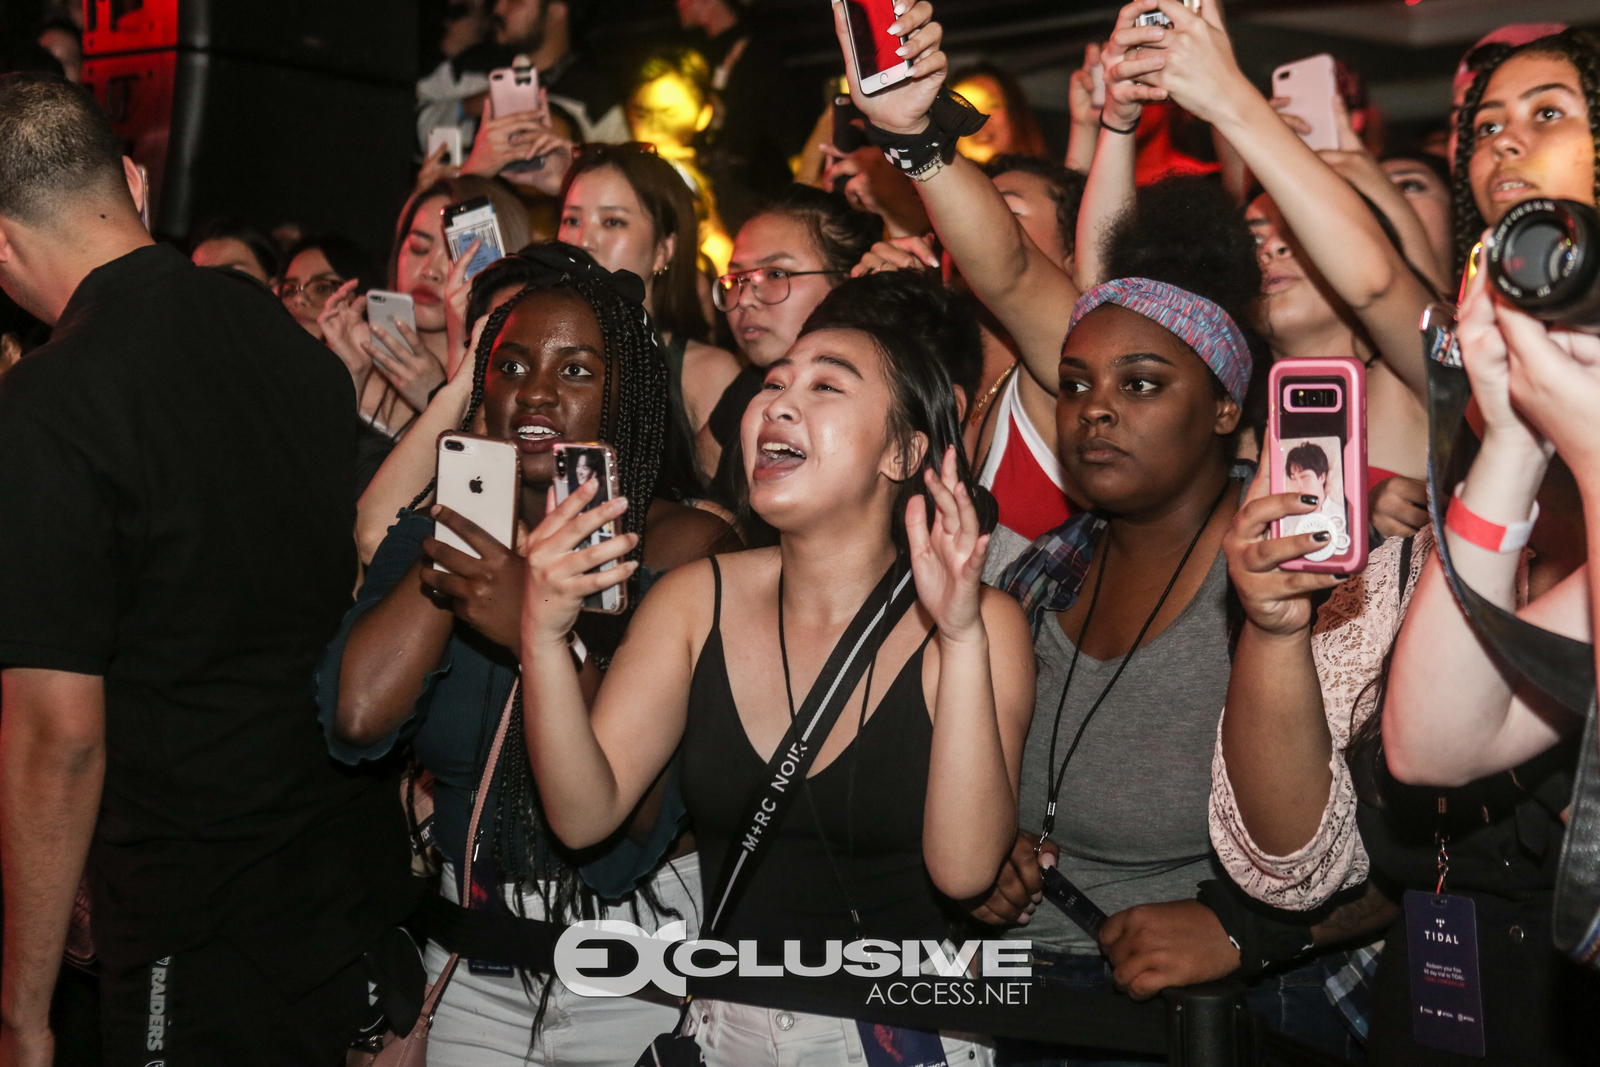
[1290,388,1338,409]
[444,440,465,452]
[1485,198,1600,332]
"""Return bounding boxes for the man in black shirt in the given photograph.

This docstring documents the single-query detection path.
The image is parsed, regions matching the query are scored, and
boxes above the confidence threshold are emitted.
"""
[0,73,416,1065]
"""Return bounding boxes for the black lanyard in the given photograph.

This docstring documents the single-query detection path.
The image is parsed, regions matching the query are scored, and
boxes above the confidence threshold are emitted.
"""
[1037,478,1230,846]
[778,569,879,937]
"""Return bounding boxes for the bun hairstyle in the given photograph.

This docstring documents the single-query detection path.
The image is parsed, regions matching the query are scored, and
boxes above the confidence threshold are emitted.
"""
[754,183,883,275]
[1101,175,1269,437]
[1451,28,1600,280]
[795,271,997,551]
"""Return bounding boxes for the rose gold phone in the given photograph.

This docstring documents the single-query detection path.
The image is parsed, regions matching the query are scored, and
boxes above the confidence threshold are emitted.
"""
[435,433,518,572]
[552,442,627,614]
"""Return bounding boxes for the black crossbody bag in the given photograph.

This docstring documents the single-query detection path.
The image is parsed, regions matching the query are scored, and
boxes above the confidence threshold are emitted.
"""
[636,557,920,1066]
[1422,309,1600,967]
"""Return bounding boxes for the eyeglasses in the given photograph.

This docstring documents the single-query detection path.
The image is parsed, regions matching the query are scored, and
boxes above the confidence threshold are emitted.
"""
[278,278,341,304]
[712,268,845,312]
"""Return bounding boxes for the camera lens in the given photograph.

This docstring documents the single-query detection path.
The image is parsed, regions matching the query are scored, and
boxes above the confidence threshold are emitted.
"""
[1486,198,1600,332]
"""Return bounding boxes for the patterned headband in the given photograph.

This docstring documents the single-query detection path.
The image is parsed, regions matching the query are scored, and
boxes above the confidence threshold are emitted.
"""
[1067,277,1252,405]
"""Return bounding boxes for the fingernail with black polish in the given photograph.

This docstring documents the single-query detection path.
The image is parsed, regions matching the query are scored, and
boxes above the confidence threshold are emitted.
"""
[1312,531,1331,543]
[1301,495,1318,505]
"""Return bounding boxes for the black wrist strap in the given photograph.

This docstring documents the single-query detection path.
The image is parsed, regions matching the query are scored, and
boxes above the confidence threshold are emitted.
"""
[1099,114,1139,135]
[704,556,919,935]
[1195,879,1315,980]
[862,85,988,175]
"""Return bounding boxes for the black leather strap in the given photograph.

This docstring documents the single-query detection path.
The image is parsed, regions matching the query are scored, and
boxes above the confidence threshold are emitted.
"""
[1422,310,1595,713]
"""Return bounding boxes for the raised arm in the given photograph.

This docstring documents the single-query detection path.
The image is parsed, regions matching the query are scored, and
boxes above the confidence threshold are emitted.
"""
[912,451,1035,899]
[832,0,1077,395]
[1073,7,1170,290]
[1,668,104,1065]
[1387,271,1594,785]
[1135,0,1433,396]
[354,327,480,565]
[519,483,695,848]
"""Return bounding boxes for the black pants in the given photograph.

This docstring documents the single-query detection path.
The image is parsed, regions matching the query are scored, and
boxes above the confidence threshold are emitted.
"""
[99,937,368,1067]
[1369,897,1600,1066]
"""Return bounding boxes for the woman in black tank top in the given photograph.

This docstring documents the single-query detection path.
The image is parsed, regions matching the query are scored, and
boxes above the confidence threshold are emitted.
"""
[516,271,1036,1066]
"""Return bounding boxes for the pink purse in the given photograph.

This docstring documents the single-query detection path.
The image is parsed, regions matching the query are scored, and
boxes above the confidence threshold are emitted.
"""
[371,681,518,1066]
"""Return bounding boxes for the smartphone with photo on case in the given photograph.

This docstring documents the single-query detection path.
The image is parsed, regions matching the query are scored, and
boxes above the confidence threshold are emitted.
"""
[1268,357,1368,575]
[553,442,627,614]
[435,433,520,573]
[442,196,506,283]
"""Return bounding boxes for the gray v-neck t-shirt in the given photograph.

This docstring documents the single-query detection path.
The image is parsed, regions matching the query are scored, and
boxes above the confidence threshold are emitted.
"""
[985,526,1231,954]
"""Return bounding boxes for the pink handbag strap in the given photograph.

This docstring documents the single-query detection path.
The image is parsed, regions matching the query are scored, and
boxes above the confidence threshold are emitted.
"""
[416,678,521,1025]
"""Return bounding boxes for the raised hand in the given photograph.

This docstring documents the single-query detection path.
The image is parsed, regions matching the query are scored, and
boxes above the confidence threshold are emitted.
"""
[367,320,447,412]
[1101,0,1176,129]
[1068,42,1105,131]
[415,139,460,193]
[1118,0,1245,127]
[442,238,479,380]
[500,128,574,196]
[1501,297,1600,479]
[419,505,528,650]
[520,478,637,646]
[317,279,375,397]
[1459,255,1552,463]
[831,0,946,136]
[906,446,990,642]
[851,234,940,276]
[462,93,551,180]
[1223,465,1347,638]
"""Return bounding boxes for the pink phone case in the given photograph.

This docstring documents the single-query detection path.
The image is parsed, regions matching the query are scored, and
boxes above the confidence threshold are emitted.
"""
[1268,357,1368,575]
[488,65,541,118]
[1272,54,1340,153]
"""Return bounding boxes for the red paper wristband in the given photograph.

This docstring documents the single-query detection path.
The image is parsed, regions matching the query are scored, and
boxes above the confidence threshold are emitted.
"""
[1446,486,1537,553]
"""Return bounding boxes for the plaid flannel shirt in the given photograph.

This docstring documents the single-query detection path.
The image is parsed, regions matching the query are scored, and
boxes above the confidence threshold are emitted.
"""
[999,461,1257,635]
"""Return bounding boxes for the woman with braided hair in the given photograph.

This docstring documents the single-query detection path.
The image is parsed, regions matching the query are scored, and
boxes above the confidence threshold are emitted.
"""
[315,243,738,1065]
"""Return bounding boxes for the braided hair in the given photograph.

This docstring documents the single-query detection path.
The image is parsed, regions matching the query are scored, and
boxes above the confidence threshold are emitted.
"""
[1451,29,1600,281]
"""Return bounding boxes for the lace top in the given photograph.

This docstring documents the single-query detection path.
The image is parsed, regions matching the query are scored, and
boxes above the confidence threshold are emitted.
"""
[1208,529,1432,909]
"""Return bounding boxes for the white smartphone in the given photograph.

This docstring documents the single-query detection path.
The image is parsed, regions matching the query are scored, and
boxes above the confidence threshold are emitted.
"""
[1273,54,1340,153]
[427,125,464,168]
[442,197,506,283]
[366,290,416,342]
[434,433,519,569]
[835,0,909,96]
[1089,62,1105,109]
[488,56,541,118]
[552,442,627,614]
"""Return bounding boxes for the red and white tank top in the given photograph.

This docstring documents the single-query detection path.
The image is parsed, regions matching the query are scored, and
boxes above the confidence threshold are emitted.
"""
[978,372,1072,541]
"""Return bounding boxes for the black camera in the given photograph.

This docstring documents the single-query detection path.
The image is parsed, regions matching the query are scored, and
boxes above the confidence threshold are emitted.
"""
[1485,198,1600,332]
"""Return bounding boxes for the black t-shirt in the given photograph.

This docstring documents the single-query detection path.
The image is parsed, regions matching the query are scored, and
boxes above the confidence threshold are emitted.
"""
[0,245,417,994]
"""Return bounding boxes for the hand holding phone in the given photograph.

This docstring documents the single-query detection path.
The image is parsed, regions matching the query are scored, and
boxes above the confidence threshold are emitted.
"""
[434,433,519,570]
[442,197,506,283]
[427,126,465,168]
[366,290,416,342]
[552,443,628,614]
[1268,357,1368,575]
[836,0,909,95]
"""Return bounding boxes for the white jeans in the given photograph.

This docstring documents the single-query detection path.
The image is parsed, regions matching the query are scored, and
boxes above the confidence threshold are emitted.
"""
[682,999,994,1067]
[423,853,702,1067]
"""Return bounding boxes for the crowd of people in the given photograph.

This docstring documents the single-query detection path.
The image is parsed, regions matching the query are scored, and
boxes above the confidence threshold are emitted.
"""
[1,0,1599,1065]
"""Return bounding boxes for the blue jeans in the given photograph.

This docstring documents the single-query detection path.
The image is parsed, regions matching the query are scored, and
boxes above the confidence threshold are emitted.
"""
[993,949,1363,1067]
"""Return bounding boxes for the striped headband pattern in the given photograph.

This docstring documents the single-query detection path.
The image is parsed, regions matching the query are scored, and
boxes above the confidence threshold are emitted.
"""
[1067,277,1253,405]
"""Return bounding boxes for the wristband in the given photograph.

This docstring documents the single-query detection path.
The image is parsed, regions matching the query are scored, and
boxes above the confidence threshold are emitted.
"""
[1195,880,1315,980]
[864,86,988,179]
[1099,114,1140,135]
[1446,483,1538,553]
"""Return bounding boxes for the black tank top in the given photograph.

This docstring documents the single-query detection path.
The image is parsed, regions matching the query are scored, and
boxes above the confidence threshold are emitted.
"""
[680,558,953,952]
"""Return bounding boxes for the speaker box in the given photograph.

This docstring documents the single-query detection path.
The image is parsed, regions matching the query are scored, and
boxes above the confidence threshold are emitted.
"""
[81,0,418,260]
